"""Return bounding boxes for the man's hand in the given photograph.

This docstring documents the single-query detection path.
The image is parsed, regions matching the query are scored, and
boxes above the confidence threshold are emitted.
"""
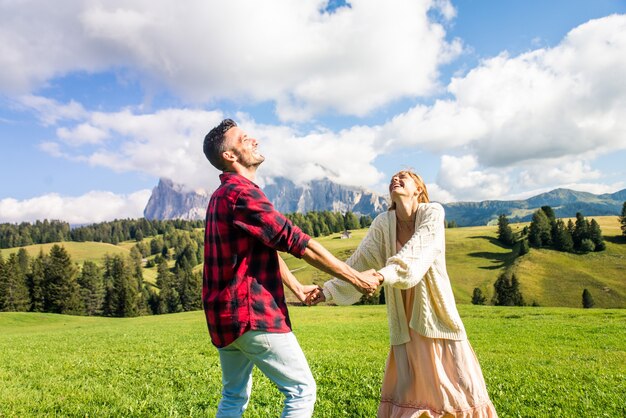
[305,286,325,306]
[294,284,319,304]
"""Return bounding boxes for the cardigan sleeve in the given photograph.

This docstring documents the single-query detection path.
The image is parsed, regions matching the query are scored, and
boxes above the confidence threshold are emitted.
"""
[322,215,387,305]
[379,203,445,289]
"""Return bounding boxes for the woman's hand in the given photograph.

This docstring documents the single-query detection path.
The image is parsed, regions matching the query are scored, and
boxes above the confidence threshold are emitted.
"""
[304,286,326,306]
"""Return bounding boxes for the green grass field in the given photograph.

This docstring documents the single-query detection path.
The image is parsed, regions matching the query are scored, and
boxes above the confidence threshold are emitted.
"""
[0,306,624,417]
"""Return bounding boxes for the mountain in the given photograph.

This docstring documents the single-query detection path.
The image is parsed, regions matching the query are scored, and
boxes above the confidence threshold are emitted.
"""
[444,188,626,226]
[143,177,389,220]
[262,177,389,216]
[143,178,210,220]
[144,178,626,226]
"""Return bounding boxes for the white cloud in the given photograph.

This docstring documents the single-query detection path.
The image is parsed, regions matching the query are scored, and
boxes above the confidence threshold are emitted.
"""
[16,95,87,126]
[6,11,626,207]
[57,123,109,146]
[38,105,385,192]
[0,190,151,224]
[425,182,455,204]
[436,154,510,201]
[517,159,601,189]
[375,15,626,165]
[0,0,460,120]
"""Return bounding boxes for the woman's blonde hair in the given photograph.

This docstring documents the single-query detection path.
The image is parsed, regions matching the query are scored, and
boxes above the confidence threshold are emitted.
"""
[388,170,430,211]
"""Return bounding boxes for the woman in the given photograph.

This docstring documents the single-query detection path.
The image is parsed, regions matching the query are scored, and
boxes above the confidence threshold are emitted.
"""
[307,170,497,418]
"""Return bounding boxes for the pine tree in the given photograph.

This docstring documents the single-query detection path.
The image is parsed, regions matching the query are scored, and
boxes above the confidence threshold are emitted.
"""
[582,288,594,308]
[16,248,30,274]
[102,254,139,317]
[620,202,626,238]
[471,288,486,305]
[518,239,530,256]
[588,219,605,251]
[553,219,574,252]
[43,245,83,314]
[156,260,181,314]
[28,250,46,312]
[344,211,360,230]
[0,253,30,311]
[492,272,525,306]
[541,206,558,246]
[497,214,515,246]
[529,209,551,247]
[359,215,373,228]
[572,212,588,250]
[176,268,202,311]
[78,261,105,316]
[579,238,595,253]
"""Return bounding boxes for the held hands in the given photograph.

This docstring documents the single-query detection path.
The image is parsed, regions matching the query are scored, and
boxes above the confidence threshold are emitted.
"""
[295,285,321,305]
[353,269,383,295]
[304,286,326,306]
[304,286,325,306]
[304,271,384,305]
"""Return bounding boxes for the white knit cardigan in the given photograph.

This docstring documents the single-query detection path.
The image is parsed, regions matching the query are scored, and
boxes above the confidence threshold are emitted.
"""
[322,202,467,345]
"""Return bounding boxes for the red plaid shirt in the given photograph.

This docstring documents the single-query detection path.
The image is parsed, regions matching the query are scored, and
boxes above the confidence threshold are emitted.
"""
[202,172,310,348]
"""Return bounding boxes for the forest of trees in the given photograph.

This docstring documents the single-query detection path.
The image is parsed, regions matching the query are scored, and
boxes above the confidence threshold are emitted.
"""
[0,218,205,249]
[284,210,372,237]
[0,211,369,249]
[0,228,204,317]
[497,206,606,254]
[0,210,377,315]
[528,208,605,253]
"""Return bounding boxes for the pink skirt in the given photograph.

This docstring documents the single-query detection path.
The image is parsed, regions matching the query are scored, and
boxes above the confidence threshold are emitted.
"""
[378,288,497,418]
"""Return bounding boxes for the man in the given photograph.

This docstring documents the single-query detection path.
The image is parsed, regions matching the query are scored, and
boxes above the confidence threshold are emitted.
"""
[202,119,380,418]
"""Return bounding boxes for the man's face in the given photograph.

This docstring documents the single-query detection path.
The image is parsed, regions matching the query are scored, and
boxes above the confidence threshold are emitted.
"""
[224,126,265,168]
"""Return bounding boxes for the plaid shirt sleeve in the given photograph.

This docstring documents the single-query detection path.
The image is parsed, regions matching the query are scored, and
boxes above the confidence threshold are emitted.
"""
[233,186,310,257]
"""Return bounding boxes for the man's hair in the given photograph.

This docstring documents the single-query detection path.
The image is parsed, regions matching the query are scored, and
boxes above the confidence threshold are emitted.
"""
[203,119,237,170]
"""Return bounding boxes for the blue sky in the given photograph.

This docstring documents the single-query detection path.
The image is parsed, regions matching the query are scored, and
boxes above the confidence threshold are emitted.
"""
[1,0,625,223]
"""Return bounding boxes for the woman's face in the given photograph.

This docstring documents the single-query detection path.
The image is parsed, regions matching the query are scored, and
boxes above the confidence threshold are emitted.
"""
[389,172,420,201]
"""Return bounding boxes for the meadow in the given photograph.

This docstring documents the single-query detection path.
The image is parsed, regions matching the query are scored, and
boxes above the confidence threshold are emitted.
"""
[283,216,626,308]
[1,306,624,417]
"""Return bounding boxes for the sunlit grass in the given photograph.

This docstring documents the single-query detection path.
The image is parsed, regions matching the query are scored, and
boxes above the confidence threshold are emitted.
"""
[0,306,624,417]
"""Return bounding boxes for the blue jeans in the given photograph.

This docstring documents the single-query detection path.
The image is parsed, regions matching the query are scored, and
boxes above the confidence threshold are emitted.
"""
[216,330,316,418]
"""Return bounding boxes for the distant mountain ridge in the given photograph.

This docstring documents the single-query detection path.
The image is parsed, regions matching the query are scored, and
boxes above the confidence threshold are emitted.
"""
[143,177,389,220]
[143,178,626,227]
[444,188,626,226]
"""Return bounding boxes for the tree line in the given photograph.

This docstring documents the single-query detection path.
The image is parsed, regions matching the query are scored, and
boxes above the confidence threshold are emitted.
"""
[0,229,204,317]
[498,206,606,254]
[0,218,204,249]
[285,211,372,237]
[470,204,622,309]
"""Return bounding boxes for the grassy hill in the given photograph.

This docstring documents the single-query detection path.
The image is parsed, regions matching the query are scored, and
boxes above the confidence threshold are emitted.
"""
[0,241,129,265]
[0,307,624,417]
[2,216,624,308]
[282,216,626,308]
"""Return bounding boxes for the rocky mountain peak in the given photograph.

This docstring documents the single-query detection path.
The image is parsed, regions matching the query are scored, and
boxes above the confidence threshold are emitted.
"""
[144,176,389,220]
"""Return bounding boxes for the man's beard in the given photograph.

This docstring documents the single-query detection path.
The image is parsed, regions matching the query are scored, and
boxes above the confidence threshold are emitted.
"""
[234,149,265,168]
